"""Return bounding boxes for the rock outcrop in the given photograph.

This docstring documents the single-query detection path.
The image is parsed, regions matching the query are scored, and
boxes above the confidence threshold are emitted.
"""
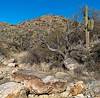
[11,69,67,95]
[0,82,27,98]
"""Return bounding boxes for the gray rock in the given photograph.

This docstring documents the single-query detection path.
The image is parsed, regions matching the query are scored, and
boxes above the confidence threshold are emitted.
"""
[2,58,15,66]
[64,58,80,71]
[55,72,68,79]
[0,82,27,98]
[8,63,17,67]
[7,58,15,63]
[87,80,100,94]
[2,59,8,65]
[42,75,58,83]
[60,90,70,97]
[73,94,86,98]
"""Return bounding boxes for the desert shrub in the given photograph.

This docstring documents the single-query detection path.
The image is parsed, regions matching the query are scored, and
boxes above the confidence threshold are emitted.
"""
[0,15,100,71]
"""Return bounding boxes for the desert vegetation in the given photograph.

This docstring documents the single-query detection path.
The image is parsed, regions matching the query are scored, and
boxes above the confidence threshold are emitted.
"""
[0,6,100,98]
[1,8,100,71]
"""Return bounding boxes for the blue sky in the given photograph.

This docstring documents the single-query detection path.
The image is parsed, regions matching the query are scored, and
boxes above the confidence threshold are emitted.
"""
[0,0,100,24]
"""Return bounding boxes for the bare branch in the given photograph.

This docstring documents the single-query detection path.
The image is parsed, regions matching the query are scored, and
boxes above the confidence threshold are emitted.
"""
[46,43,65,58]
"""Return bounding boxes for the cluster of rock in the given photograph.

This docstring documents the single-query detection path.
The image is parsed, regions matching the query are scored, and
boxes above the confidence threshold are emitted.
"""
[1,77,99,98]
[0,55,100,98]
[0,63,99,98]
[0,76,85,98]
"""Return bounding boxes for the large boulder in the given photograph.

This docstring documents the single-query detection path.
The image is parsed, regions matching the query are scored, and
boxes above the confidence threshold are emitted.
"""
[64,58,80,71]
[11,69,67,95]
[69,81,86,96]
[0,82,28,98]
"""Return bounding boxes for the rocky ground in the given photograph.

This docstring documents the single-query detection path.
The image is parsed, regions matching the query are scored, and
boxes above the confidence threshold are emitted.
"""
[0,56,100,98]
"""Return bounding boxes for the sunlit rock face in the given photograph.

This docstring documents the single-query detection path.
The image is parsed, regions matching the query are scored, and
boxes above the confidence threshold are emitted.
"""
[0,82,27,98]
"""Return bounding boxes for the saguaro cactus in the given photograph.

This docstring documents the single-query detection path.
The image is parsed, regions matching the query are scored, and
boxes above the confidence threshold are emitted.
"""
[84,6,89,50]
[84,6,94,50]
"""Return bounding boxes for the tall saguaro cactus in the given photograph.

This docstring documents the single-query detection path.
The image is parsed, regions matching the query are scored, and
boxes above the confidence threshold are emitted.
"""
[84,6,94,50]
[84,6,89,50]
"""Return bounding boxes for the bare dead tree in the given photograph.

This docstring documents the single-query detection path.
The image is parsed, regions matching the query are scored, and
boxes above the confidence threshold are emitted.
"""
[42,20,81,68]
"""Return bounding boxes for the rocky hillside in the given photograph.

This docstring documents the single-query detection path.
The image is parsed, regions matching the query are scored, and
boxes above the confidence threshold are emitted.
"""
[0,15,79,63]
[0,16,68,53]
[0,15,100,69]
[18,16,68,32]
